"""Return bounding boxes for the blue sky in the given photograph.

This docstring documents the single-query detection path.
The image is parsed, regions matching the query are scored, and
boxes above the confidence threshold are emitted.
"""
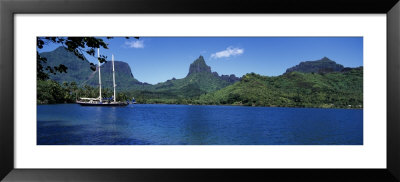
[38,37,363,84]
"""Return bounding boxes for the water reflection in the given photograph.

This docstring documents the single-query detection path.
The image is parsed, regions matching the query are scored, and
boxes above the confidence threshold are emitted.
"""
[182,105,211,144]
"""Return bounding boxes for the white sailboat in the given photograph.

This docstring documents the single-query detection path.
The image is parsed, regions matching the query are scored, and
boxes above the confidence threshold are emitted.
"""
[76,48,129,106]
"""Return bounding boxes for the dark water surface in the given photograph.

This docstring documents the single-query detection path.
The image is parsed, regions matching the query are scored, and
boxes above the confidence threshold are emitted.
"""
[37,104,363,145]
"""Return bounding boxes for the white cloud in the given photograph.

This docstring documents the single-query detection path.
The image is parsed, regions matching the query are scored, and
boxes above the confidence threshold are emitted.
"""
[211,47,244,59]
[125,40,144,48]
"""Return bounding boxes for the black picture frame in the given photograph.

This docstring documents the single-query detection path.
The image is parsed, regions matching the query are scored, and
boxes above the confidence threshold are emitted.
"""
[1,0,399,181]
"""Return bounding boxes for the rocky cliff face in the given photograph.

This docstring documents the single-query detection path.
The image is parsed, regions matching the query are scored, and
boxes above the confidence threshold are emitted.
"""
[187,56,211,76]
[186,55,240,83]
[100,61,134,78]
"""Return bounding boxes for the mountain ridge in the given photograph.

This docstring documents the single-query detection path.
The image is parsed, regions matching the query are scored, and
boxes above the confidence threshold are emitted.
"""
[40,47,148,90]
[40,47,93,85]
[39,48,239,95]
[285,57,345,74]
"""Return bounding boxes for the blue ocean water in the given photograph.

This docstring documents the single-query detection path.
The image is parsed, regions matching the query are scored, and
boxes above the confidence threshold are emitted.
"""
[37,104,363,145]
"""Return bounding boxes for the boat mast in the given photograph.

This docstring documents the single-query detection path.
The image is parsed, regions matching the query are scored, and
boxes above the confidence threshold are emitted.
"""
[98,48,102,102]
[112,54,116,103]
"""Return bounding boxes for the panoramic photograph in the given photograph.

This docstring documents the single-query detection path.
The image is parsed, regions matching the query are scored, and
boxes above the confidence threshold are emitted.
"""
[37,37,363,145]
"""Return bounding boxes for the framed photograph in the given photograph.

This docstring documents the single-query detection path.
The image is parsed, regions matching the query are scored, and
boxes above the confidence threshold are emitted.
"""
[1,0,399,181]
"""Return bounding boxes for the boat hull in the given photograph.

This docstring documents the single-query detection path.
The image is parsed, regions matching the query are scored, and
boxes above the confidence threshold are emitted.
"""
[77,102,129,107]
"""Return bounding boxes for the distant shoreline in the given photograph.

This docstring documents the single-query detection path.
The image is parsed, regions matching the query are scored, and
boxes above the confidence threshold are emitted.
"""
[140,103,363,109]
[37,102,363,109]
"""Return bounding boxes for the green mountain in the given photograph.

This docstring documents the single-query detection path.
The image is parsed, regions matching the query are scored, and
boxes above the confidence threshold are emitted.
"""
[198,67,363,108]
[40,47,149,90]
[144,56,239,98]
[40,46,93,84]
[285,57,345,74]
